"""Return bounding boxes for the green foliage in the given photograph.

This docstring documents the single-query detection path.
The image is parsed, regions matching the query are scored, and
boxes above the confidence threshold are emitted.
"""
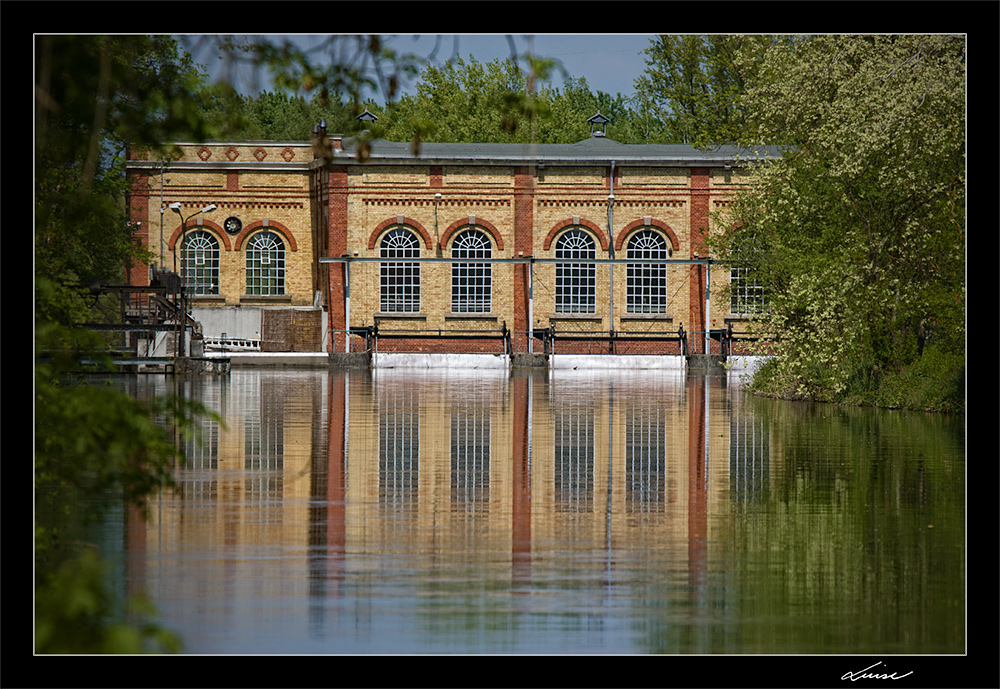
[35,34,240,653]
[35,546,183,654]
[635,35,789,146]
[718,35,965,411]
[372,55,666,145]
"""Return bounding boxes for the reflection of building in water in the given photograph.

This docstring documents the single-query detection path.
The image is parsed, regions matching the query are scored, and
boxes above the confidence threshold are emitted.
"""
[728,399,770,502]
[185,416,220,470]
[378,380,420,514]
[244,376,285,508]
[625,403,667,513]
[147,371,750,606]
[553,399,595,513]
[451,393,492,514]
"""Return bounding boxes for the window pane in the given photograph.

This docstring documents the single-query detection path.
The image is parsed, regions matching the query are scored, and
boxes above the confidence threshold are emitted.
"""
[246,232,285,295]
[451,229,492,313]
[626,230,668,314]
[729,241,768,315]
[555,229,596,314]
[380,228,421,312]
[182,230,219,295]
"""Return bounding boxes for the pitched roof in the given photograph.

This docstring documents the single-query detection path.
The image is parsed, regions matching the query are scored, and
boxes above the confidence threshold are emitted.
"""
[331,135,783,167]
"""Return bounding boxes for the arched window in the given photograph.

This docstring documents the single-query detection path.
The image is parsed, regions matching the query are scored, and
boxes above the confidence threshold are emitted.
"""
[380,227,421,312]
[246,231,286,295]
[555,229,596,314]
[451,229,492,313]
[182,230,220,295]
[626,230,668,314]
[729,237,768,315]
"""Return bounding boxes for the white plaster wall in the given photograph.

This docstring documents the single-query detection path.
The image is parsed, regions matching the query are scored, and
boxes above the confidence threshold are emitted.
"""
[550,354,686,371]
[192,307,262,341]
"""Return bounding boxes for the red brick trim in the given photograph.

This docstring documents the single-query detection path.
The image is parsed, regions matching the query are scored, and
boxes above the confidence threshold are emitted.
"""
[167,219,231,251]
[542,218,610,252]
[367,217,435,250]
[439,217,505,252]
[614,218,680,252]
[234,219,298,251]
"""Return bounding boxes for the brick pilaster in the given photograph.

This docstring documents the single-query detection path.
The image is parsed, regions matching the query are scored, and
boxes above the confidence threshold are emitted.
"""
[689,168,710,353]
[127,171,151,288]
[327,166,349,352]
[513,166,535,339]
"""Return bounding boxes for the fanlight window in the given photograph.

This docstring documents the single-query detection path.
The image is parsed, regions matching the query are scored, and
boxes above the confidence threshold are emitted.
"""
[380,228,421,313]
[626,230,669,314]
[182,230,220,295]
[729,240,768,315]
[555,229,596,314]
[246,231,285,295]
[451,229,492,313]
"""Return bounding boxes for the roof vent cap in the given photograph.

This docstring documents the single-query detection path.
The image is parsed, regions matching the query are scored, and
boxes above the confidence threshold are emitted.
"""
[588,111,610,138]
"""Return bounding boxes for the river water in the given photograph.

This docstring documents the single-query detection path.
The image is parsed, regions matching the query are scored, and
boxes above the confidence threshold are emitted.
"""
[112,367,965,656]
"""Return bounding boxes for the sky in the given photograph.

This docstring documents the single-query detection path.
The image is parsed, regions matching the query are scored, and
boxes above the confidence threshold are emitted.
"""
[386,34,657,97]
[195,34,657,102]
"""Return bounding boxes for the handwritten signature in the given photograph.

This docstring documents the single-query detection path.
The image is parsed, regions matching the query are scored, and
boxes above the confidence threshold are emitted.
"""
[842,661,914,681]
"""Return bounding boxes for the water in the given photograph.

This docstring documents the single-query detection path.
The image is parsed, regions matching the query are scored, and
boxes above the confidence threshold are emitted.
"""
[114,367,965,655]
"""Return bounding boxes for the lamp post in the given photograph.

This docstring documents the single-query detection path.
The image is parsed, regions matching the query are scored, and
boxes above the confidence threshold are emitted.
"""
[169,202,217,358]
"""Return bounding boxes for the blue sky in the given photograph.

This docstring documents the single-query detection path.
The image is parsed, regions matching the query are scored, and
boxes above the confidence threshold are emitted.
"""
[197,34,657,102]
[388,34,657,97]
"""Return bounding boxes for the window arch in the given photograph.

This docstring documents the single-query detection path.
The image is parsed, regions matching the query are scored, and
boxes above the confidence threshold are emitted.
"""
[380,227,421,313]
[555,229,596,314]
[451,228,492,313]
[182,230,220,295]
[246,231,286,295]
[626,229,669,314]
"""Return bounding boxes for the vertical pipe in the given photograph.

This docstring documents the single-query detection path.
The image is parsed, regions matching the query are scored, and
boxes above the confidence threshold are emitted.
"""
[705,261,711,355]
[528,258,534,354]
[344,260,351,354]
[159,164,165,266]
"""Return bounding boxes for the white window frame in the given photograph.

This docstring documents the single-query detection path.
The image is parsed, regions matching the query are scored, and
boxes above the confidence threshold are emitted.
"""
[555,228,597,314]
[182,230,220,295]
[246,231,286,296]
[450,228,492,313]
[625,229,669,314]
[379,227,421,313]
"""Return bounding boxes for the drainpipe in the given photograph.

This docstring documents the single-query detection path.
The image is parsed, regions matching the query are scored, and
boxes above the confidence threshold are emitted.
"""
[344,259,351,354]
[705,260,710,355]
[528,256,534,354]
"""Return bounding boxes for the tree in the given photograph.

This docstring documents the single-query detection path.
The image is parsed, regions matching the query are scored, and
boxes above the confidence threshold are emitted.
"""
[714,35,965,410]
[377,56,536,144]
[34,34,239,653]
[374,57,658,146]
[34,33,439,651]
[635,35,787,146]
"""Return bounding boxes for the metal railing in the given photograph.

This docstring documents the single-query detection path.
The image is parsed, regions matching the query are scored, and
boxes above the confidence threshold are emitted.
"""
[348,322,512,356]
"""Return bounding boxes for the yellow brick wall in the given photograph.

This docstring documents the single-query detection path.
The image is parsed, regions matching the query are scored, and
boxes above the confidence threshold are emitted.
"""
[143,144,316,308]
[133,144,745,351]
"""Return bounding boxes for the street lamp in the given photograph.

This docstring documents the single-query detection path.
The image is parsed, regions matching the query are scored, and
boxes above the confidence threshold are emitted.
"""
[170,203,217,358]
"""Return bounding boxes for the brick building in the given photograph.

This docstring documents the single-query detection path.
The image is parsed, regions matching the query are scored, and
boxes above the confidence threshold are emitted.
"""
[126,119,775,361]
